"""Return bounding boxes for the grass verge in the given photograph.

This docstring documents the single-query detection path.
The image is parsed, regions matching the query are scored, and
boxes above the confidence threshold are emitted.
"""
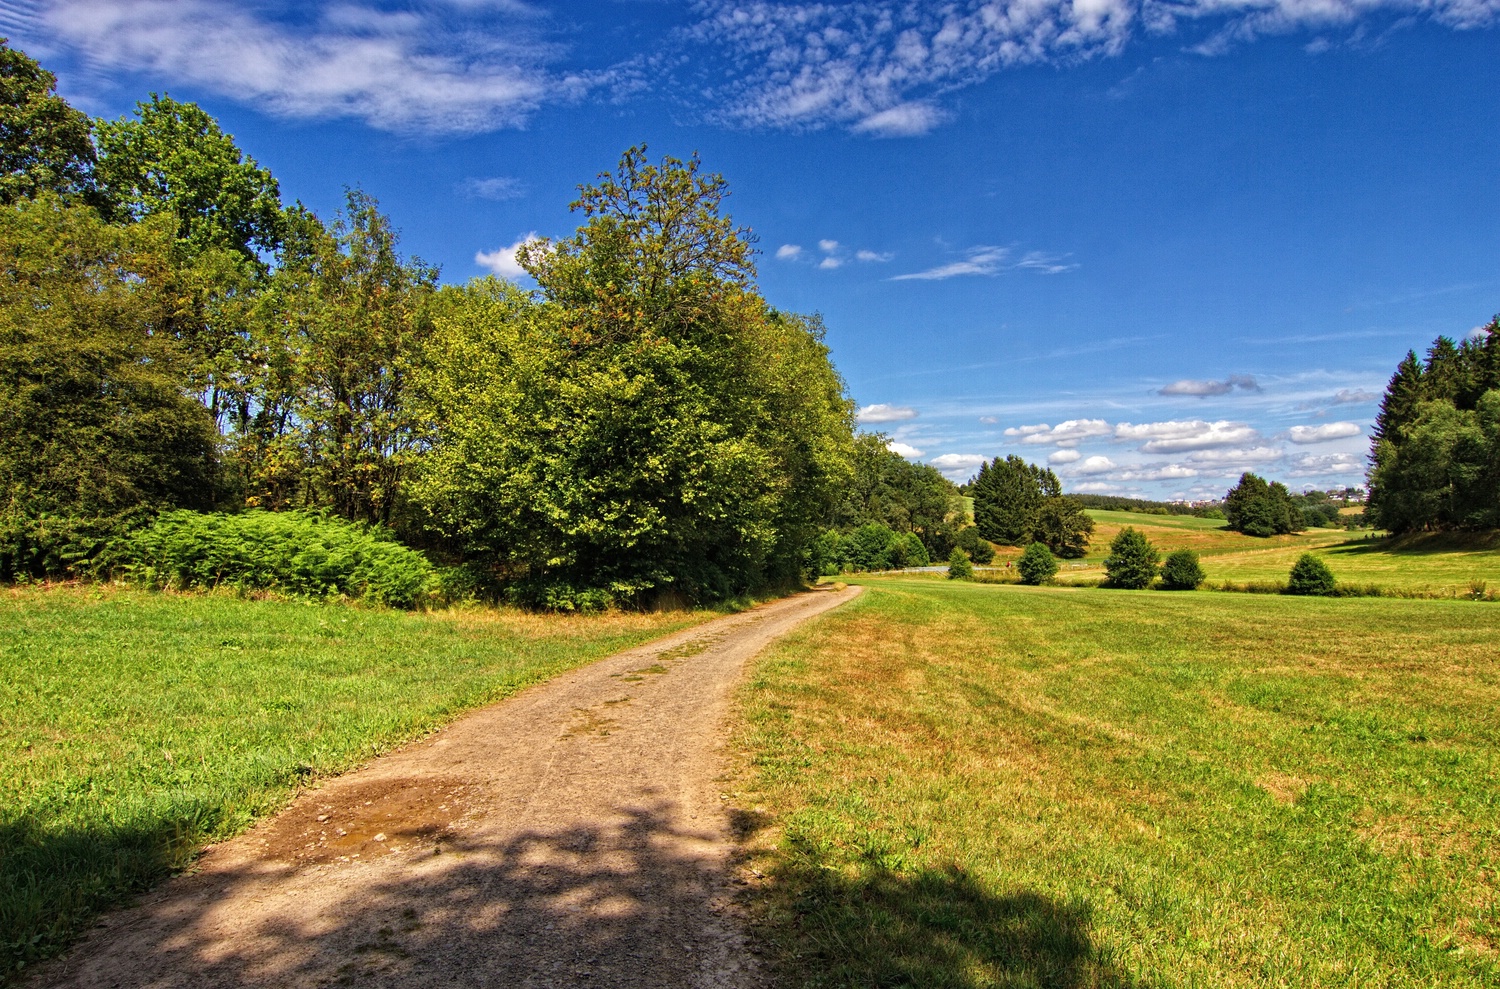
[0,585,706,978]
[729,579,1500,987]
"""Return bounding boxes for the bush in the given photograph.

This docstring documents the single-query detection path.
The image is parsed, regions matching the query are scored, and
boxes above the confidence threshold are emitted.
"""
[946,548,973,581]
[1286,553,1336,596]
[109,510,438,608]
[0,510,146,581]
[1160,549,1205,590]
[955,526,994,564]
[1103,527,1160,589]
[893,531,931,569]
[1016,542,1058,585]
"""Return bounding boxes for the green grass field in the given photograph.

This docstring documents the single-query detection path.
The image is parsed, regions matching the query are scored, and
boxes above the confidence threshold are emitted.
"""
[0,586,704,977]
[1030,510,1500,596]
[730,579,1500,987]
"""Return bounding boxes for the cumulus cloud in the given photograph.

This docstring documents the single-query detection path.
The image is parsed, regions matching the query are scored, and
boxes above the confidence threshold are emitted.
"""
[1115,419,1261,453]
[1183,446,1284,465]
[16,0,593,134]
[1288,451,1365,476]
[856,249,894,262]
[1071,481,1123,494]
[775,244,803,260]
[1073,455,1117,475]
[1006,419,1113,447]
[1048,449,1081,464]
[1286,422,1362,444]
[461,176,525,200]
[475,232,541,279]
[818,256,843,270]
[1157,374,1262,397]
[887,441,924,458]
[857,403,918,424]
[1116,465,1199,481]
[851,101,948,137]
[818,239,840,253]
[930,453,987,472]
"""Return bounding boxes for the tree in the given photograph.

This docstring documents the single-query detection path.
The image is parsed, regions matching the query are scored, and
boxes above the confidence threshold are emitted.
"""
[413,148,855,605]
[946,547,973,580]
[833,433,963,556]
[0,40,95,205]
[955,525,995,564]
[1160,549,1205,590]
[1034,495,1094,558]
[1224,472,1298,537]
[1287,553,1336,595]
[0,196,216,523]
[972,455,1055,546]
[1103,527,1159,589]
[1016,542,1058,585]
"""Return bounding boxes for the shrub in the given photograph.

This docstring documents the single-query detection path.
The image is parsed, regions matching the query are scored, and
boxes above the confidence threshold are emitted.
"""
[1160,549,1205,590]
[1103,527,1160,589]
[0,510,146,581]
[109,510,438,608]
[893,531,931,569]
[1016,542,1058,585]
[946,548,974,581]
[1286,553,1336,596]
[956,526,995,564]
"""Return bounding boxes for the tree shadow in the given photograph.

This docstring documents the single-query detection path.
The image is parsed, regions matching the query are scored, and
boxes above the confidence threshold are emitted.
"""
[763,853,1140,988]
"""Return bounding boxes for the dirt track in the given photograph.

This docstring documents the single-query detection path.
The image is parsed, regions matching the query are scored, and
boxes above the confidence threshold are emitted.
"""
[36,586,861,989]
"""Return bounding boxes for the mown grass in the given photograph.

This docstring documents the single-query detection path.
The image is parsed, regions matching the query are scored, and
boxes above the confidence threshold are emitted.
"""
[1037,511,1500,596]
[0,585,705,978]
[730,579,1500,987]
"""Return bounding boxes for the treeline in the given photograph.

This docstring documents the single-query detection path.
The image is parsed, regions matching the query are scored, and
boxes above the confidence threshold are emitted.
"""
[970,456,1094,557]
[1068,494,1211,517]
[1367,322,1500,533]
[0,41,855,607]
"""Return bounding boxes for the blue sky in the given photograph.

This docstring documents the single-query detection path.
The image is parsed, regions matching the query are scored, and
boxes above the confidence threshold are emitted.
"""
[3,0,1496,499]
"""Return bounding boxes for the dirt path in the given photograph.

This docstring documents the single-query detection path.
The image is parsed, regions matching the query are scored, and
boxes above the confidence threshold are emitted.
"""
[36,586,861,989]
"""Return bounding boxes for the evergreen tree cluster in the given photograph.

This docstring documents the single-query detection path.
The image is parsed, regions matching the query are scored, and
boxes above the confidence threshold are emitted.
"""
[1366,322,1500,533]
[0,41,857,605]
[970,455,1094,557]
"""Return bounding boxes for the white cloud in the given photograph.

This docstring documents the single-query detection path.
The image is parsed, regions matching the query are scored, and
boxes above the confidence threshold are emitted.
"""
[857,403,918,424]
[818,239,840,253]
[1115,419,1261,453]
[1013,251,1079,274]
[1071,481,1123,494]
[1288,452,1365,476]
[1073,455,1116,475]
[930,453,987,471]
[818,256,843,270]
[892,246,1008,281]
[776,244,803,260]
[1157,374,1261,397]
[1116,465,1199,481]
[856,249,893,262]
[1332,389,1380,405]
[461,176,525,200]
[475,232,541,279]
[1287,422,1362,444]
[1184,446,1284,465]
[979,416,999,424]
[851,101,948,137]
[1469,325,1492,340]
[22,0,590,134]
[887,441,924,458]
[1048,449,1081,465]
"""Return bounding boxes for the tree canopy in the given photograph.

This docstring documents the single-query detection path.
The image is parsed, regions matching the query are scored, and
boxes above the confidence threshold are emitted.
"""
[0,40,95,206]
[971,455,1094,557]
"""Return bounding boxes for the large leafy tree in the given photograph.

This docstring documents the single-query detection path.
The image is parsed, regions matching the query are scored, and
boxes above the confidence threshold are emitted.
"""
[832,433,963,555]
[413,148,854,605]
[0,40,95,205]
[971,454,1089,554]
[1224,472,1299,537]
[0,196,216,520]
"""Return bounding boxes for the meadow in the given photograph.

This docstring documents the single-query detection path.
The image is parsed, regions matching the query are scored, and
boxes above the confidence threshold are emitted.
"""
[729,578,1500,987]
[0,585,705,977]
[1021,510,1500,597]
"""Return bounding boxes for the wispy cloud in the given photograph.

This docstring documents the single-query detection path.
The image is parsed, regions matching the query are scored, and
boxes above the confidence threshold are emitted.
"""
[1157,374,1262,397]
[461,176,525,200]
[1115,419,1261,453]
[893,245,1075,281]
[13,0,594,134]
[1286,422,1362,444]
[857,403,919,424]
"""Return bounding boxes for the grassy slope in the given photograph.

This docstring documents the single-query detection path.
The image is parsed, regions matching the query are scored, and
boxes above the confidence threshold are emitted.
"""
[731,579,1500,988]
[0,586,705,976]
[1042,510,1500,595]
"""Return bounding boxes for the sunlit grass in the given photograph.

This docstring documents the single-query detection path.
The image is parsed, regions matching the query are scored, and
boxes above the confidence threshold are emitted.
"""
[731,579,1500,988]
[0,585,706,977]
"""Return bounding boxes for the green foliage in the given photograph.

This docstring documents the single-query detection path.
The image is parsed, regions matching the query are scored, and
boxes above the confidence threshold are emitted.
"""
[1070,493,1208,516]
[1103,526,1160,589]
[971,455,1054,545]
[109,510,437,607]
[946,547,973,580]
[1160,549,1206,590]
[1016,542,1058,585]
[1224,472,1301,537]
[0,196,217,526]
[1034,495,1094,558]
[1367,323,1500,534]
[833,433,963,557]
[1287,553,1337,596]
[955,525,995,564]
[412,148,854,604]
[0,40,95,206]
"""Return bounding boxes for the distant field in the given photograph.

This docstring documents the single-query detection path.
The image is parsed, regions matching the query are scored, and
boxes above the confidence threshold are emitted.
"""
[731,579,1500,988]
[1026,510,1500,595]
[0,587,705,977]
